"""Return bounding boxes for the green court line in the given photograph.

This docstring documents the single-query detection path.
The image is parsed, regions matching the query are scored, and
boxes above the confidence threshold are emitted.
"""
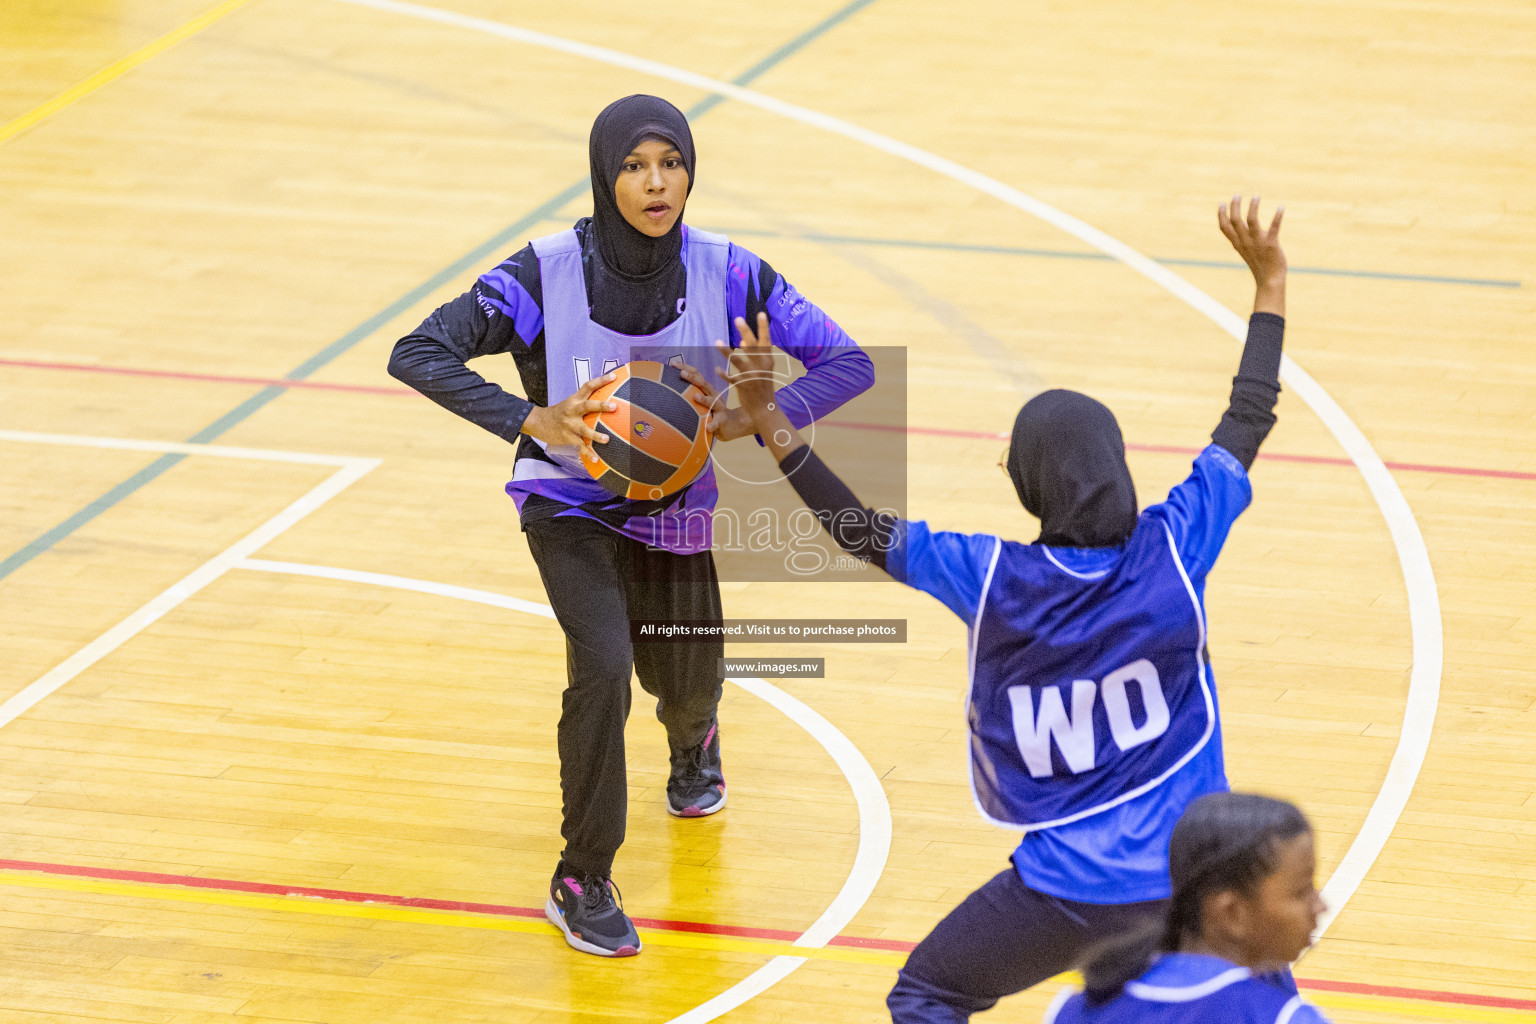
[688,0,879,116]
[0,0,878,582]
[0,456,191,580]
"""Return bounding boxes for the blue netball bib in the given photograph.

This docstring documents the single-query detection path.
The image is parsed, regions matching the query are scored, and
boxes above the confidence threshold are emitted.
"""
[1046,954,1328,1024]
[967,516,1215,830]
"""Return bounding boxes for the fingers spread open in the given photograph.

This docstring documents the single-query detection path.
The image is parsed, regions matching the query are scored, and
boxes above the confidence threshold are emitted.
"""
[1218,202,1240,245]
[674,361,709,392]
[735,315,756,348]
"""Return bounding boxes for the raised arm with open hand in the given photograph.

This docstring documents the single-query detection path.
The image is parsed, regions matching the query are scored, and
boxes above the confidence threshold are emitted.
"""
[706,313,893,568]
[1211,196,1288,469]
[714,312,807,463]
[1218,195,1286,317]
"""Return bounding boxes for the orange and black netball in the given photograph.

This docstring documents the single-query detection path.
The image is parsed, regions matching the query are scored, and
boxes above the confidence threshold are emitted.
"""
[583,360,714,500]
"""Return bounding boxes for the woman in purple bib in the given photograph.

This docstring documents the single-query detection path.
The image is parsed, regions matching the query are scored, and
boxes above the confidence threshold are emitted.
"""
[388,95,873,957]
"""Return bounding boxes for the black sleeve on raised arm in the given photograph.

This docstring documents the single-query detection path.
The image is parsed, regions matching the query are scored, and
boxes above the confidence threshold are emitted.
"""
[777,445,898,572]
[1210,312,1285,471]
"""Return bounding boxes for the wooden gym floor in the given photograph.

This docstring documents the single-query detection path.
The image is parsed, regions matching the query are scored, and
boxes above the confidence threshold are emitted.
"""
[1,0,1533,1021]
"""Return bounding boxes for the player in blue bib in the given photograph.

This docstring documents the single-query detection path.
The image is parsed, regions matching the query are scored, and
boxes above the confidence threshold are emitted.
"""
[1046,791,1329,1024]
[693,196,1289,1020]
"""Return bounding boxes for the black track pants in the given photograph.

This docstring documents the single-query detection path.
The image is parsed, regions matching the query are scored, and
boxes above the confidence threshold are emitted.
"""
[525,515,723,879]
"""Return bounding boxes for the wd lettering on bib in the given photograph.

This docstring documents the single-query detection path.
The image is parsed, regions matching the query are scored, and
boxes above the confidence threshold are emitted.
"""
[1007,659,1170,779]
[967,522,1215,830]
[573,356,622,387]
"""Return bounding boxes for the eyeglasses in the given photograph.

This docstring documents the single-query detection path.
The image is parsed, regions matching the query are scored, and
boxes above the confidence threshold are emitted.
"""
[998,443,1010,476]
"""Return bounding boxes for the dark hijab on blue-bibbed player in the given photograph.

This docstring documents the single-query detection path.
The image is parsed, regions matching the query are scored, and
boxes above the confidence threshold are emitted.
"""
[743,385,1145,568]
[1007,389,1139,548]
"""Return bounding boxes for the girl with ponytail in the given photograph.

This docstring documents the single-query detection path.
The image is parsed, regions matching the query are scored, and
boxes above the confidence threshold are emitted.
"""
[1049,792,1329,1024]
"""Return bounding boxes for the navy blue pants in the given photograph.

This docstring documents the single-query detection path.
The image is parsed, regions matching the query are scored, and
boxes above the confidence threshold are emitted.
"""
[887,867,1168,1023]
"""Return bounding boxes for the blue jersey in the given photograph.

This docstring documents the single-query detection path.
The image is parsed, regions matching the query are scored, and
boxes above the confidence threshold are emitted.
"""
[1046,953,1329,1024]
[887,445,1251,903]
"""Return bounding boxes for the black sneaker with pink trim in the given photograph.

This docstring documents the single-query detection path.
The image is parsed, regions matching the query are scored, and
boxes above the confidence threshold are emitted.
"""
[667,719,726,817]
[545,871,640,957]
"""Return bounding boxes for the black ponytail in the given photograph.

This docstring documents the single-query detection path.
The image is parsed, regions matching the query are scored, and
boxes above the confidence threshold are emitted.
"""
[1081,919,1162,1005]
[1078,792,1312,1005]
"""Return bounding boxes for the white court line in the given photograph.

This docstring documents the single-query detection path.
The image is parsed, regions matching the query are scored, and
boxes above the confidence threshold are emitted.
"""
[241,558,558,620]
[0,429,367,467]
[236,557,894,1021]
[324,0,1442,949]
[0,432,380,730]
[5,431,895,995]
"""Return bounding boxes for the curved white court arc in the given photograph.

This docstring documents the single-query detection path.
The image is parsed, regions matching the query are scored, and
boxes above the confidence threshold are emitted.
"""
[236,557,894,1024]
[1,429,893,1024]
[322,0,1443,960]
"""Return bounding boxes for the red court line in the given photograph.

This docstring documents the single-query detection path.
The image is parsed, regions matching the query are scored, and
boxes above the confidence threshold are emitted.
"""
[0,857,907,951]
[1125,440,1536,481]
[0,357,405,397]
[1298,977,1536,1012]
[2,857,1533,1009]
[789,421,1536,482]
[5,356,1534,482]
[831,425,1536,480]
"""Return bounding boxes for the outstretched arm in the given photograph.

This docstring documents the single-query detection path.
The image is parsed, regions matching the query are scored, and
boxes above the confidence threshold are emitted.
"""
[1211,196,1288,470]
[714,314,811,465]
[677,315,895,569]
[712,247,875,444]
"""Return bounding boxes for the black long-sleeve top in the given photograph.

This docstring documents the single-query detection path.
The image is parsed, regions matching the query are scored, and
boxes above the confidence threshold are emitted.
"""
[386,219,872,445]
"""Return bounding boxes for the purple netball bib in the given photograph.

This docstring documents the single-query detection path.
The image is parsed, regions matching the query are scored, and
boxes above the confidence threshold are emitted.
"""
[508,226,730,554]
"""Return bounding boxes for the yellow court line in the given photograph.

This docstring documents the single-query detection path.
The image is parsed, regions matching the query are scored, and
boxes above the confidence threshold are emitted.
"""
[0,870,898,967]
[1306,991,1536,1024]
[0,0,256,147]
[2,869,1533,1022]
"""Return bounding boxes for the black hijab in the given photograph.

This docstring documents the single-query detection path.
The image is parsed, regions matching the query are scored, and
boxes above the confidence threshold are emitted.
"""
[588,94,695,281]
[1007,389,1138,548]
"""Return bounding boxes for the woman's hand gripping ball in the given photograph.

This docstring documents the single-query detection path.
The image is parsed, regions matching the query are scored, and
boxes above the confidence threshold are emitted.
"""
[519,372,617,465]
